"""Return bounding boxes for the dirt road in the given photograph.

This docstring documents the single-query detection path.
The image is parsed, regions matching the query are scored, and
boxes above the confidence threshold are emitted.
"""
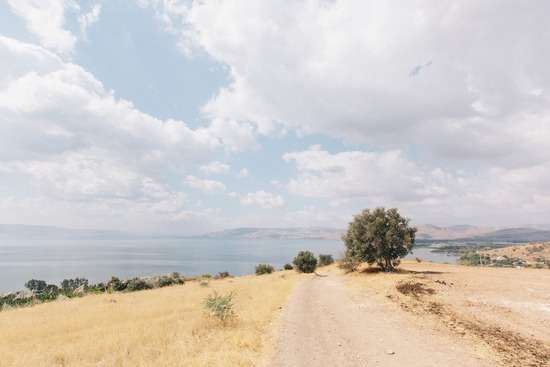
[270,272,493,367]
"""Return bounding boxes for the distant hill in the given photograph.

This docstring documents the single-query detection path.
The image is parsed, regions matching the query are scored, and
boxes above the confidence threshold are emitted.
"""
[200,227,344,240]
[0,224,135,240]
[415,224,494,240]
[472,228,550,242]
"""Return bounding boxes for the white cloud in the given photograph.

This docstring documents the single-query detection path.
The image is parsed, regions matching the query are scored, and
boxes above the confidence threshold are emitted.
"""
[184,175,226,193]
[283,145,449,202]
[0,36,236,232]
[199,161,230,175]
[160,1,550,168]
[78,3,102,39]
[237,168,249,178]
[7,0,78,55]
[236,191,285,209]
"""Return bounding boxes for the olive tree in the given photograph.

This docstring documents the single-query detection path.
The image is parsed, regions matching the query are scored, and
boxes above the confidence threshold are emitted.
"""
[342,207,416,271]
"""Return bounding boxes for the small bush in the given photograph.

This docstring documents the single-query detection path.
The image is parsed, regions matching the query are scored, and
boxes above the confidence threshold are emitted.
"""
[36,284,59,301]
[255,264,274,275]
[125,278,152,292]
[201,274,212,279]
[204,292,236,324]
[283,263,293,270]
[396,281,435,297]
[108,276,127,292]
[293,251,317,273]
[215,271,230,279]
[158,276,176,288]
[25,279,47,293]
[318,254,334,266]
[61,278,89,296]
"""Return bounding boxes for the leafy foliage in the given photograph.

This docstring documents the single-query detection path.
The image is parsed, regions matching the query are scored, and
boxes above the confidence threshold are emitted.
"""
[255,264,275,275]
[293,251,317,273]
[24,279,47,293]
[318,254,334,266]
[204,292,237,324]
[342,207,416,271]
[283,263,293,270]
[125,278,152,292]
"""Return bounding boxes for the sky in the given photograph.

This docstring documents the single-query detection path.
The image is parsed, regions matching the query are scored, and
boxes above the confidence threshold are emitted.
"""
[1,0,550,235]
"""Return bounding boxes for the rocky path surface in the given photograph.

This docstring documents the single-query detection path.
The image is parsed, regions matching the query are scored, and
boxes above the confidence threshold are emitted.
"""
[270,272,492,367]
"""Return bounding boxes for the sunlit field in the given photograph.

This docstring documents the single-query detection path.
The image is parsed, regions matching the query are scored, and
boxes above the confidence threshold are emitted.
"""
[0,271,302,367]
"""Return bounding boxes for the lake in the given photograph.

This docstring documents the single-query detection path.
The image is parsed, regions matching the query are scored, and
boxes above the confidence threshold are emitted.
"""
[0,238,457,293]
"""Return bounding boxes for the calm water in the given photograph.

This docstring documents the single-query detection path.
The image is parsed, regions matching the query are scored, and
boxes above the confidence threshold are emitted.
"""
[0,239,457,293]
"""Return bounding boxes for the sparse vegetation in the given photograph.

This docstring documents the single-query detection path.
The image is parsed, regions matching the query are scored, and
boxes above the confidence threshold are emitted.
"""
[396,281,436,297]
[215,271,231,279]
[255,264,275,275]
[1,270,302,366]
[204,291,237,324]
[283,263,293,270]
[342,207,416,272]
[318,254,334,266]
[293,251,317,273]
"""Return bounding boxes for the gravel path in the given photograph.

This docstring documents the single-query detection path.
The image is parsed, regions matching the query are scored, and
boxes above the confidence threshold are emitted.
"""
[270,272,491,367]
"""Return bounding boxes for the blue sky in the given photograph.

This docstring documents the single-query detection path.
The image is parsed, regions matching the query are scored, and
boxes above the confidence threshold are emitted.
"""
[1,1,550,234]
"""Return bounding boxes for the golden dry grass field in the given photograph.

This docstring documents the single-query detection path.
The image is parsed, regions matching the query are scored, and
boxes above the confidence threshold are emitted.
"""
[0,271,302,367]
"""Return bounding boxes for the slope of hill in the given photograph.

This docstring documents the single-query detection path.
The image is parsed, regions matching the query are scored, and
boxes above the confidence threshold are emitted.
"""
[415,224,494,240]
[473,228,550,242]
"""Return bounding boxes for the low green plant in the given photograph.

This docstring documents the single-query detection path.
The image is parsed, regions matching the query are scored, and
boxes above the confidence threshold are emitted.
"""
[293,251,317,273]
[283,263,293,270]
[255,264,274,275]
[204,292,236,324]
[125,278,152,292]
[318,254,334,266]
[108,276,127,292]
[215,271,230,279]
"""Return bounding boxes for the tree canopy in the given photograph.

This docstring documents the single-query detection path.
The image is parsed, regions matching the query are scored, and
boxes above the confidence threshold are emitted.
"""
[342,207,416,271]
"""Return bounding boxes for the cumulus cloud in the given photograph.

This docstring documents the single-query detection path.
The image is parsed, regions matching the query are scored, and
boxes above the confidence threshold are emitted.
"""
[78,3,102,39]
[232,191,285,209]
[7,0,78,55]
[283,145,450,202]
[0,36,233,232]
[159,0,550,168]
[199,161,230,175]
[184,175,226,193]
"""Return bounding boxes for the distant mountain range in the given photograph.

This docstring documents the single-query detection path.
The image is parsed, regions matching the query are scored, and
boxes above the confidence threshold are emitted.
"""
[199,227,344,240]
[2,224,550,242]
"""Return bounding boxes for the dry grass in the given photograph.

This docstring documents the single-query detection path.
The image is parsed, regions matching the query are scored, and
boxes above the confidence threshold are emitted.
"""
[0,271,302,367]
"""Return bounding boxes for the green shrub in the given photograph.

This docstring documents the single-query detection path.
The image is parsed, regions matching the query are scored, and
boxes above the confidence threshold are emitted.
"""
[61,278,89,296]
[204,292,236,324]
[107,276,127,292]
[36,284,59,301]
[255,264,274,275]
[201,274,212,279]
[158,276,176,287]
[283,263,293,270]
[293,251,317,273]
[318,254,334,266]
[125,278,152,292]
[25,279,47,293]
[215,271,230,279]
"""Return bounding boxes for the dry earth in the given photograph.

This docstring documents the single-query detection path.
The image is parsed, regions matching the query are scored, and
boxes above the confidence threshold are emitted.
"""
[269,262,550,367]
[480,242,550,264]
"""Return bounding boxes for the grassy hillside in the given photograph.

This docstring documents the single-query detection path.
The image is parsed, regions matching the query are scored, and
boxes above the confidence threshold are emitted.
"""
[0,271,302,367]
